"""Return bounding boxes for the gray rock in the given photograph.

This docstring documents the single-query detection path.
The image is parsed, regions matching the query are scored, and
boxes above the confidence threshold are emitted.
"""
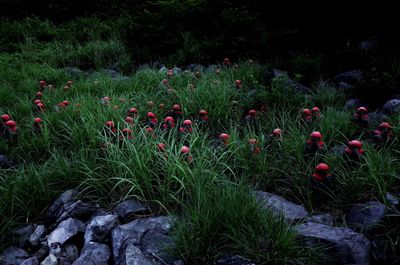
[63,67,86,77]
[112,216,173,264]
[334,70,363,84]
[21,257,39,265]
[297,222,370,265]
[113,199,149,223]
[338,81,353,91]
[346,201,386,232]
[49,242,62,258]
[84,214,118,243]
[104,70,129,81]
[344,98,360,110]
[57,200,100,223]
[59,245,79,265]
[214,255,256,265]
[385,192,399,208]
[187,63,204,72]
[13,224,35,247]
[383,99,400,115]
[48,190,78,219]
[29,225,46,246]
[255,191,308,222]
[118,244,153,265]
[47,218,85,246]
[0,247,29,265]
[206,64,218,74]
[306,213,334,226]
[40,254,58,265]
[271,69,311,94]
[72,242,111,265]
[34,244,49,260]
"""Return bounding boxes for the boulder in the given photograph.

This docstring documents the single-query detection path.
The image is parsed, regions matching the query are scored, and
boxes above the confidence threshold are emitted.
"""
[113,199,150,223]
[13,224,35,247]
[21,257,39,265]
[334,70,363,84]
[84,214,118,243]
[118,244,153,265]
[271,69,311,94]
[29,225,46,246]
[346,201,386,232]
[112,216,174,264]
[383,99,400,115]
[72,241,111,265]
[255,191,308,222]
[214,255,256,265]
[48,190,78,219]
[57,200,100,223]
[306,213,334,226]
[59,244,79,265]
[0,247,29,265]
[40,254,58,265]
[47,218,85,246]
[297,222,370,265]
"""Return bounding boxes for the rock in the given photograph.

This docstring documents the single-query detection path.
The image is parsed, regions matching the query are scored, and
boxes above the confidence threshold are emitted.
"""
[334,70,363,84]
[297,222,370,265]
[40,254,58,265]
[344,98,360,110]
[59,244,79,265]
[48,190,78,219]
[214,255,256,265]
[368,111,387,128]
[271,69,311,94]
[0,153,15,169]
[306,213,334,226]
[0,247,29,265]
[63,67,86,77]
[206,64,218,74]
[47,218,85,246]
[13,224,35,247]
[346,201,386,232]
[72,241,111,265]
[173,260,185,265]
[21,257,39,265]
[84,214,118,243]
[118,244,153,265]
[187,63,204,72]
[113,199,150,223]
[383,99,400,115]
[57,200,100,223]
[49,242,62,258]
[385,192,399,208]
[255,191,308,222]
[112,216,174,264]
[29,225,46,246]
[104,69,129,81]
[338,81,352,91]
[34,244,49,260]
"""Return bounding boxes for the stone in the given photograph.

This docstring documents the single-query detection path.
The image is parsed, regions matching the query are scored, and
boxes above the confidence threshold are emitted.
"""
[72,241,111,265]
[48,190,78,219]
[113,199,149,223]
[346,201,386,232]
[306,213,334,226]
[383,99,400,115]
[297,222,370,265]
[334,70,363,84]
[104,69,129,81]
[13,224,35,247]
[84,214,118,243]
[21,257,39,265]
[214,255,256,265]
[47,218,85,246]
[63,67,86,77]
[385,192,399,208]
[0,247,29,265]
[118,244,153,265]
[29,225,46,246]
[57,200,100,223]
[40,254,58,265]
[255,191,308,222]
[59,244,79,265]
[112,216,173,264]
[34,244,49,260]
[271,69,311,94]
[49,242,62,258]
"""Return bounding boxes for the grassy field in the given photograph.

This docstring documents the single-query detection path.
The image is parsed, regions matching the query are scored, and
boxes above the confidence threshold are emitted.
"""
[1,19,400,265]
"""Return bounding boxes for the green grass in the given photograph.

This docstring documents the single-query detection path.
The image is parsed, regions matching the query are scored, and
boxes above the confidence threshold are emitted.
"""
[1,28,400,264]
